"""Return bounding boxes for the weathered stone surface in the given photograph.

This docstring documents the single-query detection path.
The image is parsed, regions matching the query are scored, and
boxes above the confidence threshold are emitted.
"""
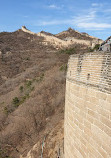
[64,52,111,158]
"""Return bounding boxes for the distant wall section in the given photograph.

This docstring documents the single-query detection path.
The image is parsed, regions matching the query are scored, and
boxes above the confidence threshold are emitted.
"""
[64,52,111,158]
[37,32,92,48]
[21,26,35,35]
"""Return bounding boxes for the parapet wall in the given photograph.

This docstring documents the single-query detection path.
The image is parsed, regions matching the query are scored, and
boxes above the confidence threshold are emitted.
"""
[64,52,111,158]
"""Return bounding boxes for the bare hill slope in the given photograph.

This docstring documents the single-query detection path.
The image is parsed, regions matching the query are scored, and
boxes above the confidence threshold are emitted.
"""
[55,27,100,41]
[0,27,99,158]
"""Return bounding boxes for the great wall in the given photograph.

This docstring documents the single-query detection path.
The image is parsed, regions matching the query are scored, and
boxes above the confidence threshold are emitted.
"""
[20,26,111,157]
[21,26,111,157]
[1,25,110,157]
[64,52,111,158]
[21,26,102,49]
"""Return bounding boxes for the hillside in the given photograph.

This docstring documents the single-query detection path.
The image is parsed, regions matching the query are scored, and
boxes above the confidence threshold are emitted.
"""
[0,29,55,84]
[55,28,100,41]
[0,27,99,158]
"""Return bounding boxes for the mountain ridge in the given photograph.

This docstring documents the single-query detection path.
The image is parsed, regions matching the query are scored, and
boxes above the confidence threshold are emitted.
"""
[20,26,103,48]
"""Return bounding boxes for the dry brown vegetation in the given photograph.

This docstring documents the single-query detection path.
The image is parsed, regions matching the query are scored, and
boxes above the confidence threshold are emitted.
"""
[55,28,95,41]
[0,29,89,158]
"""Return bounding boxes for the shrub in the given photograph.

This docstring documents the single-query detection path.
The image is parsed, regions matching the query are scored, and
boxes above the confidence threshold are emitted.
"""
[20,93,30,104]
[25,80,32,87]
[3,107,9,115]
[60,64,67,71]
[12,97,20,107]
[88,48,94,52]
[40,73,44,81]
[94,44,100,50]
[19,86,24,92]
[26,57,30,60]
[89,44,100,52]
[59,47,76,55]
[12,79,35,108]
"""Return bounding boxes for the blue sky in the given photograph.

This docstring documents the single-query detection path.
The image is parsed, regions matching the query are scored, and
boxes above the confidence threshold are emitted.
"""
[0,0,111,40]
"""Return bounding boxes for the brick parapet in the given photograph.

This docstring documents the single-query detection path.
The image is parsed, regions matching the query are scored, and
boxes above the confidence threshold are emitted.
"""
[64,51,111,158]
[67,52,111,93]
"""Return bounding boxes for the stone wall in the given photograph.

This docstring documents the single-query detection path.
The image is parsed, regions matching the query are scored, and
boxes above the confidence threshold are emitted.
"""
[21,26,35,35]
[21,26,103,49]
[64,52,111,158]
[37,32,91,48]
